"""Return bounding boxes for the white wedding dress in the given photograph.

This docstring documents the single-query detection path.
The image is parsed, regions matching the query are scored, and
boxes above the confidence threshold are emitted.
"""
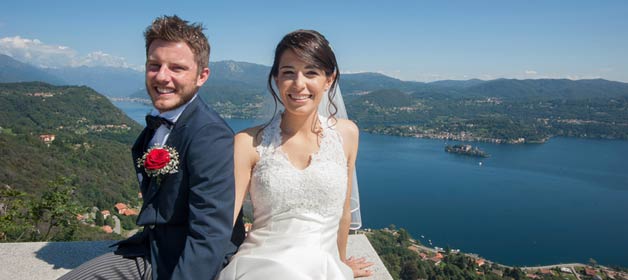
[218,114,353,280]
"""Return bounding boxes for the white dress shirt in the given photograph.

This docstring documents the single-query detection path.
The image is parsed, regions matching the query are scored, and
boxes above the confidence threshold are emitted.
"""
[148,94,197,147]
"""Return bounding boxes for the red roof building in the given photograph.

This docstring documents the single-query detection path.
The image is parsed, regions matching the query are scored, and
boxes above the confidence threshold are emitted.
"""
[38,134,56,145]
[114,203,128,214]
[121,208,138,216]
[102,225,113,234]
[585,268,598,277]
[100,210,110,219]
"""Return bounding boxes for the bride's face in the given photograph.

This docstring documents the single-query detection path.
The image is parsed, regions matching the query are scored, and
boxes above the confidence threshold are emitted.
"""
[274,50,333,116]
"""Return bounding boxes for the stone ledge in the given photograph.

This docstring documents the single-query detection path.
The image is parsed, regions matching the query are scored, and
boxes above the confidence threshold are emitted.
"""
[0,234,392,280]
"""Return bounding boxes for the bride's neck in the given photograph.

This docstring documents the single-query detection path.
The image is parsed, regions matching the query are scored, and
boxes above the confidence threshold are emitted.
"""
[280,110,320,136]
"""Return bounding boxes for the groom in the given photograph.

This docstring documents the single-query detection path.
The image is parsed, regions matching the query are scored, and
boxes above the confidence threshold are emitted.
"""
[60,15,244,279]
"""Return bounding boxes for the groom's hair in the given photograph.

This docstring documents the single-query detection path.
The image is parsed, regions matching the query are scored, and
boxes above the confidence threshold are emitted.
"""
[144,15,210,73]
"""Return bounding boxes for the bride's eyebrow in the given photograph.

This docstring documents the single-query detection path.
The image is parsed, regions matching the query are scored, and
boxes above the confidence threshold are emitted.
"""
[281,65,319,69]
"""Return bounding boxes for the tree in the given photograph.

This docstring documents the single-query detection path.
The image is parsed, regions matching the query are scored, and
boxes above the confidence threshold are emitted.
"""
[119,214,137,230]
[588,257,598,267]
[445,245,451,254]
[400,261,419,280]
[95,211,104,226]
[29,177,82,241]
[0,186,30,241]
[504,267,525,280]
[397,228,410,245]
[105,216,114,227]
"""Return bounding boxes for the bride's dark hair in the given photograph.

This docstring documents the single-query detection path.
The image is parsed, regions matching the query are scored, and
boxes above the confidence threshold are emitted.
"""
[266,29,340,122]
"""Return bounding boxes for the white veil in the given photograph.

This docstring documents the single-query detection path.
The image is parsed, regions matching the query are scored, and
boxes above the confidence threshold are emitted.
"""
[319,84,362,230]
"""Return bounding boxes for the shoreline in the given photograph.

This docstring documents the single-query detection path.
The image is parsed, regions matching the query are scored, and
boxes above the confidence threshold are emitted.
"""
[110,100,627,144]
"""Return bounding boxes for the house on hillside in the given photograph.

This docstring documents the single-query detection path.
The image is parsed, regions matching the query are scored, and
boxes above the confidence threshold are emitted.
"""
[585,267,600,278]
[114,203,138,216]
[101,225,113,234]
[114,203,128,214]
[39,134,55,145]
[100,210,110,219]
[121,209,138,216]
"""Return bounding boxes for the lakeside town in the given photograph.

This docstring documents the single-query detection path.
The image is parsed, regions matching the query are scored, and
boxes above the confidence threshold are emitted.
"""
[362,228,628,280]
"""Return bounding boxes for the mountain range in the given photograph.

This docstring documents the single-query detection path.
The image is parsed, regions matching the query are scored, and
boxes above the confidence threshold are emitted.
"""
[0,54,143,97]
[4,53,628,102]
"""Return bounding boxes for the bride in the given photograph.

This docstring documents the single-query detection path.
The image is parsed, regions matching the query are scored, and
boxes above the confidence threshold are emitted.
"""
[218,30,372,279]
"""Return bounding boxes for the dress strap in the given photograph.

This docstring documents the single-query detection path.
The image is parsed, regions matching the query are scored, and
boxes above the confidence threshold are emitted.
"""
[317,115,347,166]
[256,113,282,156]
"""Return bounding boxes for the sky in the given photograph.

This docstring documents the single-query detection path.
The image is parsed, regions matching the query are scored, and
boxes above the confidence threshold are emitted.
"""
[1,0,627,82]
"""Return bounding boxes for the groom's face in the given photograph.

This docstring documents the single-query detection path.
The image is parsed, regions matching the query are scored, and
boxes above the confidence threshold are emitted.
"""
[145,39,209,113]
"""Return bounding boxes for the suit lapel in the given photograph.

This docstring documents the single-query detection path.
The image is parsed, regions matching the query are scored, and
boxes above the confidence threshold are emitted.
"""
[140,97,202,204]
[133,128,154,196]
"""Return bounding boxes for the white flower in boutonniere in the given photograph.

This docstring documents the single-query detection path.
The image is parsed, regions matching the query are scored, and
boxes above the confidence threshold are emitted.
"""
[136,145,179,184]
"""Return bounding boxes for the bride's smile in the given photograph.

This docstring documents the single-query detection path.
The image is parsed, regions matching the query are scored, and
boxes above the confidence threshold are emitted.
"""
[274,49,333,115]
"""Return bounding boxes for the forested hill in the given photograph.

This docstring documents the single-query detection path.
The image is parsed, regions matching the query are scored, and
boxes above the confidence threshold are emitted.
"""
[0,82,142,208]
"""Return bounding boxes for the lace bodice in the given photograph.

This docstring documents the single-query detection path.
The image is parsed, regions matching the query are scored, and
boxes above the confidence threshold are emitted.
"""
[251,113,348,219]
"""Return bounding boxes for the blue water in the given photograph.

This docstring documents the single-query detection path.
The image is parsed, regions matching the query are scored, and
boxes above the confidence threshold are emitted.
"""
[114,101,628,267]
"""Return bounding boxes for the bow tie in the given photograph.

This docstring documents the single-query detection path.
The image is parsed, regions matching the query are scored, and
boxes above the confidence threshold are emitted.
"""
[145,115,174,130]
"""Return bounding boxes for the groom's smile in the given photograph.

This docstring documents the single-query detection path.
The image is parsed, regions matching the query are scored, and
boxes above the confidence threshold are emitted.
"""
[145,39,209,113]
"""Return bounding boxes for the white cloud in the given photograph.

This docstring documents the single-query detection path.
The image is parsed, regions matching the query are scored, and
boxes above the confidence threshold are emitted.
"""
[0,36,139,69]
[79,51,133,68]
[524,70,538,75]
[0,36,77,68]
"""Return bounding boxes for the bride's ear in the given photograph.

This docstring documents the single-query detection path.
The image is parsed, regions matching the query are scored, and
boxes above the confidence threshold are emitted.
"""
[325,71,337,89]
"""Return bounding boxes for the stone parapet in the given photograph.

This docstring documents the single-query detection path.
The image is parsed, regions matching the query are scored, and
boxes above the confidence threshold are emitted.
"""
[0,234,392,279]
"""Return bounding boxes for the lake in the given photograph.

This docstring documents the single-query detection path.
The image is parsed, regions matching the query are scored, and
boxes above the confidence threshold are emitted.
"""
[114,100,628,267]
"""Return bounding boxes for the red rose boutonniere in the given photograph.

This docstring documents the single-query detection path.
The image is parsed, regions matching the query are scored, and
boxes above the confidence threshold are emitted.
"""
[137,145,179,184]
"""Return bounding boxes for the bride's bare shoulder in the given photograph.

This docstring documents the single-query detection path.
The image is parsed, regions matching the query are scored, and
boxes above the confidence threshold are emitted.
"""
[234,125,266,165]
[235,125,266,148]
[333,118,359,145]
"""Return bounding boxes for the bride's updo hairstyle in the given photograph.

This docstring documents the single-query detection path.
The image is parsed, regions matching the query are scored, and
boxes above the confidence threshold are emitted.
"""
[267,30,340,120]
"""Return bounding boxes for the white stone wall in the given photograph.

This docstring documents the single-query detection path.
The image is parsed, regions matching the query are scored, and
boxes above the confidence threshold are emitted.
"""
[0,234,392,280]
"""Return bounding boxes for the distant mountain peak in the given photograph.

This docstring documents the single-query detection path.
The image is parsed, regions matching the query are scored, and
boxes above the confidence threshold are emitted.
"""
[0,54,66,85]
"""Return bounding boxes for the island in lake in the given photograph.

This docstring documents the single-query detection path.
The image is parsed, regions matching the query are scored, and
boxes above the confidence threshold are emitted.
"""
[445,144,489,157]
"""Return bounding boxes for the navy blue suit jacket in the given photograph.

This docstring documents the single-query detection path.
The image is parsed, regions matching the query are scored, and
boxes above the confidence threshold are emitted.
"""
[116,97,245,279]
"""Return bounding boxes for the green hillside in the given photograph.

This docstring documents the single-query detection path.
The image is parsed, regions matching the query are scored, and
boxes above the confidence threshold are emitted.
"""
[0,82,142,209]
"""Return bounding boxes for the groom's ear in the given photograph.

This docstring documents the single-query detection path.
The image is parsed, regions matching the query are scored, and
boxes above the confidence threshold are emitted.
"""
[196,67,210,87]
